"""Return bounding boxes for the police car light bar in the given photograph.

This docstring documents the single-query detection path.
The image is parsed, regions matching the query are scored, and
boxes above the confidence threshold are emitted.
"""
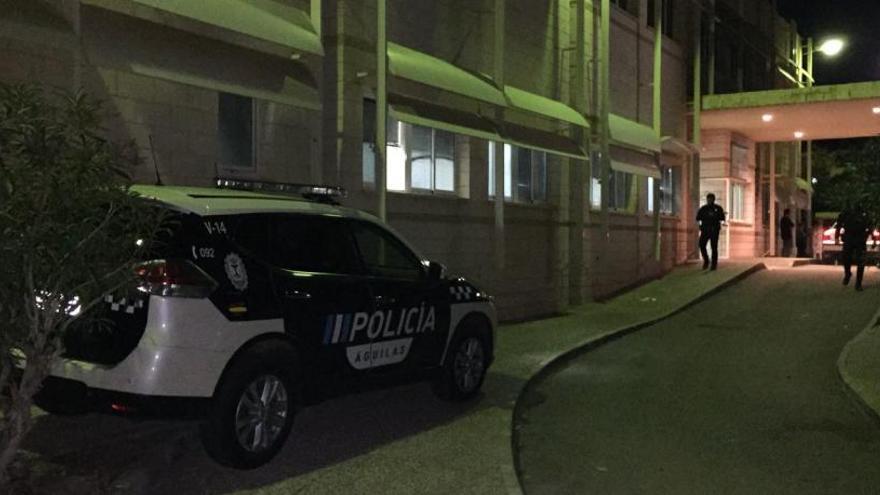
[215,178,347,204]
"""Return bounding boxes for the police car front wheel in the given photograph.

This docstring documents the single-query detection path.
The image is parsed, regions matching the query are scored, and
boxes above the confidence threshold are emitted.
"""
[433,324,490,401]
[200,341,298,469]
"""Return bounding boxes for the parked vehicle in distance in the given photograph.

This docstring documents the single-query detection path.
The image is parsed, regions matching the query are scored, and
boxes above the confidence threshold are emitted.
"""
[820,222,880,264]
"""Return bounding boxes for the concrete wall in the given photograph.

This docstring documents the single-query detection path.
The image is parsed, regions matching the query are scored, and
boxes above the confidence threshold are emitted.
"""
[2,0,702,322]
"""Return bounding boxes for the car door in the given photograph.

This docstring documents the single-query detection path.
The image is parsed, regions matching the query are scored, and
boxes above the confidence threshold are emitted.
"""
[267,214,373,382]
[347,219,451,373]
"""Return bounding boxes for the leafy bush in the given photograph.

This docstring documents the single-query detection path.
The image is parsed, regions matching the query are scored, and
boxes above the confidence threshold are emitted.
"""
[0,84,164,484]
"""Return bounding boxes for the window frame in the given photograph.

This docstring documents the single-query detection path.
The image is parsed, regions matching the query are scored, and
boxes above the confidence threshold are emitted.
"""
[658,165,678,217]
[729,181,748,223]
[608,169,636,214]
[488,143,548,204]
[383,118,458,195]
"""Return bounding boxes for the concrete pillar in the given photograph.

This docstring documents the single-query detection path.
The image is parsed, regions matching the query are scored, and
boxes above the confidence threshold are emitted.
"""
[492,0,505,272]
[769,142,777,256]
[375,0,387,221]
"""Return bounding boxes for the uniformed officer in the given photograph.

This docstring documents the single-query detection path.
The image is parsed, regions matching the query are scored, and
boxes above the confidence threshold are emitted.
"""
[696,193,726,270]
[836,203,872,291]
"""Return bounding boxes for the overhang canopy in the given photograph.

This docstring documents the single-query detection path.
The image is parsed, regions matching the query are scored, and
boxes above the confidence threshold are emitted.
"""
[609,114,661,153]
[91,0,324,57]
[702,81,880,142]
[504,86,589,128]
[81,6,319,110]
[499,124,586,160]
[387,43,507,107]
[609,145,661,178]
[388,95,501,142]
[661,136,699,156]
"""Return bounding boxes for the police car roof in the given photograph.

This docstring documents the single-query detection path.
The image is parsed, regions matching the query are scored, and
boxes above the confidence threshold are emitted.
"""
[131,184,374,220]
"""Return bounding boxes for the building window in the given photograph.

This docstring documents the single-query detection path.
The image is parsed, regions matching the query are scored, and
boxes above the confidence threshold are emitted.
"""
[386,120,454,193]
[646,0,675,38]
[611,0,638,16]
[659,166,678,215]
[218,92,254,168]
[488,143,547,203]
[608,170,634,212]
[730,182,746,221]
[590,159,602,210]
[362,100,456,194]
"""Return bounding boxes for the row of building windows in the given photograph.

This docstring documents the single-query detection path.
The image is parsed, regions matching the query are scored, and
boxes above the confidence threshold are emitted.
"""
[217,92,684,217]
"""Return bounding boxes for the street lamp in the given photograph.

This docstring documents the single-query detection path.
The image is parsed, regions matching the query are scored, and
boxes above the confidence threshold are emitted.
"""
[816,38,845,57]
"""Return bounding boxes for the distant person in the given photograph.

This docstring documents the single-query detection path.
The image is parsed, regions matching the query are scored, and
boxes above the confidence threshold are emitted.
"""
[796,221,808,257]
[836,203,872,291]
[697,193,725,271]
[780,209,794,257]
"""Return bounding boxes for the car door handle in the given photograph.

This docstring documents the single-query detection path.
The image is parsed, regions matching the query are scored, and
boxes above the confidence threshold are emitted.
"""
[373,295,396,308]
[284,289,312,301]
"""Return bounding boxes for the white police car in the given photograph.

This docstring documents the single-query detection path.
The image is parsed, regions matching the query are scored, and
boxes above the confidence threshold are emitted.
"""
[37,180,496,468]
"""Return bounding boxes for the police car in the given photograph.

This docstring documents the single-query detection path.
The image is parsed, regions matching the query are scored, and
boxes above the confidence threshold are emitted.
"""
[36,179,496,469]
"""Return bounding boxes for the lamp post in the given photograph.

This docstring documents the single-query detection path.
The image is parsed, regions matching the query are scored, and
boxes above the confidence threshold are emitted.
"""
[801,37,844,256]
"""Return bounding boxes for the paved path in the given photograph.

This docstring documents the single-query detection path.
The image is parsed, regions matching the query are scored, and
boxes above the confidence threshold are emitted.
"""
[516,266,880,495]
[22,263,761,494]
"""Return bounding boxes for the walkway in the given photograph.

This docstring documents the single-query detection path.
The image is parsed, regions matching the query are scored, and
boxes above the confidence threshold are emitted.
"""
[516,265,880,495]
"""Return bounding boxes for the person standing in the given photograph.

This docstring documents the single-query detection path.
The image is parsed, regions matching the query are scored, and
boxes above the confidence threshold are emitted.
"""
[697,193,726,270]
[836,203,871,291]
[780,209,794,257]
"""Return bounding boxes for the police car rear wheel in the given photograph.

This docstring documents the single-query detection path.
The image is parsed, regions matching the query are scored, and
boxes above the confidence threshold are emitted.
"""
[433,325,489,401]
[200,342,298,469]
[234,375,289,454]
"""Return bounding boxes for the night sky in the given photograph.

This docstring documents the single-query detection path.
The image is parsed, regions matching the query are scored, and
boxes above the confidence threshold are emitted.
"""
[776,0,880,85]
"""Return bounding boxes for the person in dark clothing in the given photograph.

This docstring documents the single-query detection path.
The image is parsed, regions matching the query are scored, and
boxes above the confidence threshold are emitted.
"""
[796,221,808,257]
[836,204,872,291]
[696,193,726,270]
[780,209,794,257]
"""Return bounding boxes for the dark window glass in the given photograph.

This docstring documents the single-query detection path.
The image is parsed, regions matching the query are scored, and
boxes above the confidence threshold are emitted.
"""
[350,221,422,280]
[271,216,358,274]
[516,147,532,201]
[409,125,434,189]
[229,214,274,262]
[218,92,253,167]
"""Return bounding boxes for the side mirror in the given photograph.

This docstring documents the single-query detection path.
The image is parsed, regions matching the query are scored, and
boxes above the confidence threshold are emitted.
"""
[426,261,446,281]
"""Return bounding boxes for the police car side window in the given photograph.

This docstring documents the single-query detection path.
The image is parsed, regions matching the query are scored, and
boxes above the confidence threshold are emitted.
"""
[272,215,358,275]
[349,221,422,280]
[228,214,274,263]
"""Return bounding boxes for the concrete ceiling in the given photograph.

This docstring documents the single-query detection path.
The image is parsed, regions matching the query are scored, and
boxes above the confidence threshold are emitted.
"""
[701,81,880,142]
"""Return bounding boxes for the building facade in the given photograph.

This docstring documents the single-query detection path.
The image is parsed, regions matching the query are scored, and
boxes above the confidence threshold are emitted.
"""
[1,0,808,321]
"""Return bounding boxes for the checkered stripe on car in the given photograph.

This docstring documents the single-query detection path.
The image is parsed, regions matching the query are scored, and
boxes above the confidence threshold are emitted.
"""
[104,295,145,314]
[449,285,474,302]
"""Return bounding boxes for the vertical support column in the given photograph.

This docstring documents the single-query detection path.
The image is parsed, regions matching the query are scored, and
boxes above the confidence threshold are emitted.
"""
[492,0,506,272]
[806,38,814,256]
[599,0,611,246]
[375,0,387,221]
[652,0,663,261]
[769,142,777,256]
[568,0,587,304]
[707,0,716,95]
[692,4,703,245]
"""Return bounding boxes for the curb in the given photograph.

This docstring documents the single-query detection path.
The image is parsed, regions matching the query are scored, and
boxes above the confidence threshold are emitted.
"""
[509,262,766,494]
[836,304,880,426]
